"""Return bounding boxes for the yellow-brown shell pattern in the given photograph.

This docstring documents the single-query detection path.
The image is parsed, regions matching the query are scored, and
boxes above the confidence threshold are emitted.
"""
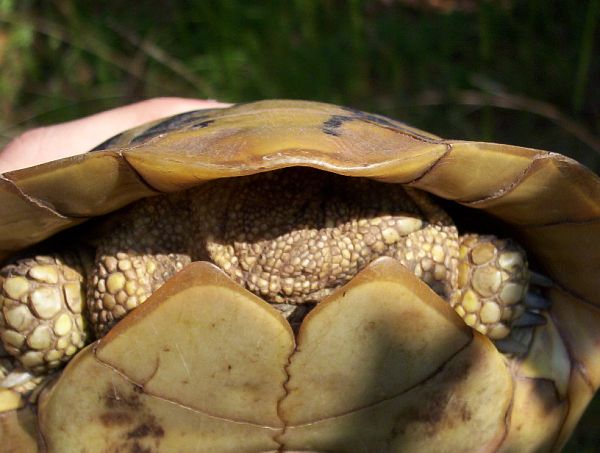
[0,100,599,452]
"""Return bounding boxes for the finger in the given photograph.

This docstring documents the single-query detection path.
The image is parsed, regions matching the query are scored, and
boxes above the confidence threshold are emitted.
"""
[0,98,230,173]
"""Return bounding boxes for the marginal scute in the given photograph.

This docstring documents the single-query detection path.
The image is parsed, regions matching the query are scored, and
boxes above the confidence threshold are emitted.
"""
[5,152,158,219]
[0,177,79,262]
[469,155,600,225]
[521,221,600,306]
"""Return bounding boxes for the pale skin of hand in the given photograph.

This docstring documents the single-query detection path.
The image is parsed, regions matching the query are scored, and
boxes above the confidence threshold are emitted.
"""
[0,98,230,173]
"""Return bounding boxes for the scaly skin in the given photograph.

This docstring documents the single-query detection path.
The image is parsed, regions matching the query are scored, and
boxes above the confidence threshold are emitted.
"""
[0,168,532,384]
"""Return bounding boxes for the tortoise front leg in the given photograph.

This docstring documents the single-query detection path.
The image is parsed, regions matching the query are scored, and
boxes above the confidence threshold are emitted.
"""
[0,191,194,391]
[0,245,191,400]
[86,192,194,337]
[451,234,549,351]
[0,255,89,382]
[88,247,191,336]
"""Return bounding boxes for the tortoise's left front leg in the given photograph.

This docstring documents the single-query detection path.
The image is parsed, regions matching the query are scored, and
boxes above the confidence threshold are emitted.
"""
[451,234,549,351]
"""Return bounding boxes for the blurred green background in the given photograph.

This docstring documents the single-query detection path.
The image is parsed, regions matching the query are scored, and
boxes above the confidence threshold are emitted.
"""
[0,0,598,450]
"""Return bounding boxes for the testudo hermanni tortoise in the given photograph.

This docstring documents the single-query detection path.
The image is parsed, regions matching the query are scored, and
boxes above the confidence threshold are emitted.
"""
[1,100,599,452]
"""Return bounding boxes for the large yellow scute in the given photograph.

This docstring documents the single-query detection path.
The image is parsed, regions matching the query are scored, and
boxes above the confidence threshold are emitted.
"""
[279,258,512,452]
[95,262,294,427]
[281,258,472,424]
[38,262,294,453]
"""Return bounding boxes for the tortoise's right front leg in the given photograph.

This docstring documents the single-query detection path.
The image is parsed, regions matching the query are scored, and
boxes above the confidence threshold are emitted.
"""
[87,192,193,337]
[0,247,191,394]
[88,248,191,336]
[1,191,193,387]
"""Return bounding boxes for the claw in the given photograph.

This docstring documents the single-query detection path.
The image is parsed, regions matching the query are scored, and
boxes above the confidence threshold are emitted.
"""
[512,311,547,327]
[494,337,529,356]
[530,271,554,288]
[525,292,552,310]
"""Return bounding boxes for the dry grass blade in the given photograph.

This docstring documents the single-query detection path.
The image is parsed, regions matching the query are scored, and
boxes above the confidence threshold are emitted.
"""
[417,90,600,156]
[0,14,145,81]
[106,21,213,97]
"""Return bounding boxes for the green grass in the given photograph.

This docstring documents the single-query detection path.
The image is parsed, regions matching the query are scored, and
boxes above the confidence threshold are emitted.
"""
[0,1,599,450]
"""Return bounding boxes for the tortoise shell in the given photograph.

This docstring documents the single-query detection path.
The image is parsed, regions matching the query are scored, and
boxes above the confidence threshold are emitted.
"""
[1,100,599,452]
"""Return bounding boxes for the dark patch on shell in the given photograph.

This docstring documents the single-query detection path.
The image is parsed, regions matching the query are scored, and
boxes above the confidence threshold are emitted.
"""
[340,105,445,143]
[322,115,355,136]
[190,119,215,130]
[100,411,134,426]
[130,443,152,453]
[97,383,164,452]
[103,383,143,410]
[340,106,399,129]
[391,358,474,438]
[90,107,225,151]
[90,132,126,152]
[130,110,211,145]
[322,108,402,137]
[127,417,165,439]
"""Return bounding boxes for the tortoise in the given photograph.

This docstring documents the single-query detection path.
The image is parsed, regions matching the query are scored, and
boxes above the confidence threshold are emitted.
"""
[0,100,599,452]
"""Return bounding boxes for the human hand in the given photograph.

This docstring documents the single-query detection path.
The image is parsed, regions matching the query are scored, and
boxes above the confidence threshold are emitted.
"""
[0,98,230,173]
